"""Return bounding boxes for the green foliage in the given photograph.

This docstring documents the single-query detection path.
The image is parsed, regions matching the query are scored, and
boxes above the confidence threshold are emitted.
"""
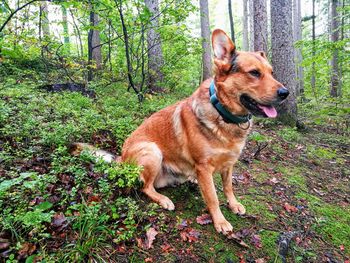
[277,127,300,142]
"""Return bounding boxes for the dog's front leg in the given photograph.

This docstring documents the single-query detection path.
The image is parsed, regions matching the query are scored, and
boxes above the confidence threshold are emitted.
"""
[221,167,246,215]
[196,165,233,234]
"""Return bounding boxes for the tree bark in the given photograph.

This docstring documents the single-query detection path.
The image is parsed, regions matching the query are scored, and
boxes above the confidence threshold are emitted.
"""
[271,0,297,126]
[61,6,69,45]
[253,0,268,54]
[144,0,164,93]
[293,0,304,97]
[228,0,235,43]
[40,2,50,37]
[248,0,254,51]
[311,0,316,97]
[330,0,340,97]
[200,0,212,81]
[242,0,249,51]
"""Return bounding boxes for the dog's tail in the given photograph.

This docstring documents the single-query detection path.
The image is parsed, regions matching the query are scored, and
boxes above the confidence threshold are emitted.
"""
[69,142,120,163]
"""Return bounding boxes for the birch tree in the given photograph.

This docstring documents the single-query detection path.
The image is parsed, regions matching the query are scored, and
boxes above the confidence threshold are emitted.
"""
[228,0,235,43]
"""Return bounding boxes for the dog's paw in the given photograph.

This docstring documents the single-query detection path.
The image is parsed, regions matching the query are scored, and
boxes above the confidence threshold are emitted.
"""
[229,202,246,215]
[214,218,233,234]
[159,196,175,211]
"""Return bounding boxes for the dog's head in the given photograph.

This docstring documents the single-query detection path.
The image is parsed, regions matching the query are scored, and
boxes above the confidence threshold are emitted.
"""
[211,29,289,118]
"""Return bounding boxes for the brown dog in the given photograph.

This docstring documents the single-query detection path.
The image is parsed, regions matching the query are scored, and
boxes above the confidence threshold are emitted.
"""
[72,29,289,234]
[121,29,289,234]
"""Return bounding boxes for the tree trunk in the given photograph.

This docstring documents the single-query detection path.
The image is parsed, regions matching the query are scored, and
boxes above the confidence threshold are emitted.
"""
[293,0,304,97]
[144,0,164,93]
[88,2,102,81]
[330,0,340,97]
[253,0,268,54]
[228,0,235,43]
[311,0,316,97]
[248,0,254,51]
[200,0,212,81]
[61,6,69,45]
[40,2,50,37]
[271,0,297,126]
[242,0,249,51]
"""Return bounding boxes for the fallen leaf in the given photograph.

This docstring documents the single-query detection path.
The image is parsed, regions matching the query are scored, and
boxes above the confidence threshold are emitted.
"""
[339,244,345,251]
[283,202,298,213]
[0,241,10,250]
[160,243,172,253]
[52,213,67,228]
[145,257,153,262]
[268,177,279,185]
[196,214,212,225]
[180,228,200,243]
[145,227,158,249]
[227,231,249,248]
[255,258,266,263]
[251,234,262,249]
[17,242,36,259]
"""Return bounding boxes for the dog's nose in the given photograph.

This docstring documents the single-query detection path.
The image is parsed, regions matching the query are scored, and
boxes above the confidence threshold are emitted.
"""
[277,87,289,100]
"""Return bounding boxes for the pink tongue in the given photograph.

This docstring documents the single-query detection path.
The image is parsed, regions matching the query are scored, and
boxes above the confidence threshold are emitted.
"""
[257,105,277,118]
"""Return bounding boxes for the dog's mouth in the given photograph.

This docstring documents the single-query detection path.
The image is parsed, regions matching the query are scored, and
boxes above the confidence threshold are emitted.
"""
[240,94,277,118]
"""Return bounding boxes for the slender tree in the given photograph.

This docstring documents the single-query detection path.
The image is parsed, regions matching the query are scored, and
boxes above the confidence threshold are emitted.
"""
[61,6,69,45]
[330,0,341,97]
[253,0,268,54]
[293,0,304,96]
[144,0,164,93]
[242,0,249,51]
[40,2,50,38]
[311,0,316,96]
[200,0,212,80]
[228,0,235,43]
[248,0,254,51]
[271,0,297,125]
[88,1,102,81]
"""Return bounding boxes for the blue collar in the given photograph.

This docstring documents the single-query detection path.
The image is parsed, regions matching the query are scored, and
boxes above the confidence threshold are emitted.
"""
[209,80,252,124]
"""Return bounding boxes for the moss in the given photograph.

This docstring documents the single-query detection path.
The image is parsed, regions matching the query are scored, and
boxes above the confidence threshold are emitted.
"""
[260,230,281,261]
[296,192,350,254]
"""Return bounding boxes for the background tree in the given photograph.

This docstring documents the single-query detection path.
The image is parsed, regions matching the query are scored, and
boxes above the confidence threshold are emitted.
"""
[330,0,341,97]
[228,0,235,43]
[253,0,268,54]
[39,2,50,38]
[61,5,69,48]
[248,0,254,51]
[242,0,249,51]
[200,0,212,80]
[293,0,304,96]
[87,1,102,81]
[271,0,297,125]
[144,0,164,93]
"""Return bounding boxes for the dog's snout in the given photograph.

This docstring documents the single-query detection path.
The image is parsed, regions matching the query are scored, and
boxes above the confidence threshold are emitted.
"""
[277,87,289,100]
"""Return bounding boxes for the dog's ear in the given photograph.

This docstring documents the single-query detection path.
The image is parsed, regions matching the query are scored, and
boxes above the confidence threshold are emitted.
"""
[212,29,236,63]
[256,51,267,60]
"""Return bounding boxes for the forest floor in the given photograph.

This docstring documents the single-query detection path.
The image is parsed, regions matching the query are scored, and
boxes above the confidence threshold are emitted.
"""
[0,73,349,262]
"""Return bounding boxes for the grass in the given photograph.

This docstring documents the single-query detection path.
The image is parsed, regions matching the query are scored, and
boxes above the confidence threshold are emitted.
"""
[0,73,349,262]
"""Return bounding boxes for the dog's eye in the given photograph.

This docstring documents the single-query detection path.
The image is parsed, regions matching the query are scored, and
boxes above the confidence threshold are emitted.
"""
[249,70,261,78]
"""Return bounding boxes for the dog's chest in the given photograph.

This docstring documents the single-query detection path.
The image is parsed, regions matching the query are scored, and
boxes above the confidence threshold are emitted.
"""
[208,139,246,170]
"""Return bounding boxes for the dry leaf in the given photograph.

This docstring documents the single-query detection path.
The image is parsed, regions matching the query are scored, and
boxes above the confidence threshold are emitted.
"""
[196,214,212,225]
[227,232,249,248]
[145,227,158,249]
[283,202,298,213]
